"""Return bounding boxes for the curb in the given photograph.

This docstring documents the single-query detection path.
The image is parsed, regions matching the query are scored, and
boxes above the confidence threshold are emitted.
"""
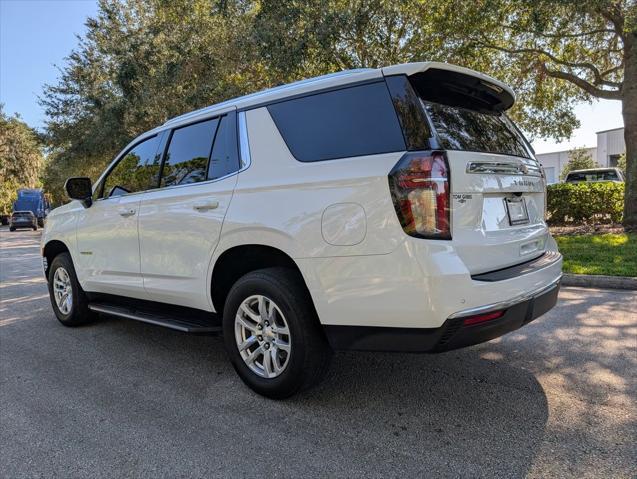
[561,273,637,291]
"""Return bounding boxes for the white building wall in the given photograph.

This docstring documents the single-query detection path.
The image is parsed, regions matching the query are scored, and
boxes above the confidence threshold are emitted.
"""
[596,128,625,166]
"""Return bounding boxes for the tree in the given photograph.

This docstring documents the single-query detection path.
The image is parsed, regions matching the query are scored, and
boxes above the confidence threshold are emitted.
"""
[41,0,636,227]
[253,0,637,228]
[560,148,598,179]
[449,0,635,228]
[0,105,44,215]
[617,152,627,172]
[41,0,264,203]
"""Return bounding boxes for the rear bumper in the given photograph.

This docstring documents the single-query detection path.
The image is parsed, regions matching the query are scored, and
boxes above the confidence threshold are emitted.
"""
[324,276,560,352]
[10,221,36,228]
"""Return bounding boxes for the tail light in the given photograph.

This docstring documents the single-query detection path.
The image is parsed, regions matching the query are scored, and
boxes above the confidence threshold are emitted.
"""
[388,151,451,239]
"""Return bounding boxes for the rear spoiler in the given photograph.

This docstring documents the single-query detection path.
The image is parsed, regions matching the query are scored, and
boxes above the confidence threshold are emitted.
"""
[382,62,515,113]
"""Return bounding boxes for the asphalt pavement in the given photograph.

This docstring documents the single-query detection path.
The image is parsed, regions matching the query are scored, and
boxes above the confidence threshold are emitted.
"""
[1,227,635,478]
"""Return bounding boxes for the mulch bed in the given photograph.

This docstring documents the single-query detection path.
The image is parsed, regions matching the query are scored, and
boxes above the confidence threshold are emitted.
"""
[549,224,626,236]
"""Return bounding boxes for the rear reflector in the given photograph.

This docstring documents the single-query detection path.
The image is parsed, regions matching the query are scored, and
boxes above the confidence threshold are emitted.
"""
[462,310,505,326]
[388,151,451,239]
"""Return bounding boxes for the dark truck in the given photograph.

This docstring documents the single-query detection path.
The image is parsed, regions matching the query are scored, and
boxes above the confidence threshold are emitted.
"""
[12,189,50,227]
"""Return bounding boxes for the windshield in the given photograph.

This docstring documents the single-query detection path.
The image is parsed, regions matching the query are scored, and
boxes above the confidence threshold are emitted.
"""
[423,102,530,158]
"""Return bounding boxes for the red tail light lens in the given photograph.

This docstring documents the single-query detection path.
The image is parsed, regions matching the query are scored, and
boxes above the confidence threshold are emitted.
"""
[388,152,451,239]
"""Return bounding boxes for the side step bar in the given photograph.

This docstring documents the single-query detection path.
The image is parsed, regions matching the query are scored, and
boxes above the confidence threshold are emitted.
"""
[88,302,222,334]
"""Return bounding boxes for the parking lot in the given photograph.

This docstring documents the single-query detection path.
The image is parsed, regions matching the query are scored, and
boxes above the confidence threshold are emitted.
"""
[1,227,635,478]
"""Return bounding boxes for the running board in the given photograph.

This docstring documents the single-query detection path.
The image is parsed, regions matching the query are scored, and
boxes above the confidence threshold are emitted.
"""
[88,302,222,333]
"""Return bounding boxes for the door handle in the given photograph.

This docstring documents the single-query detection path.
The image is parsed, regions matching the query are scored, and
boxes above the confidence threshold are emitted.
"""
[192,200,219,211]
[117,207,136,217]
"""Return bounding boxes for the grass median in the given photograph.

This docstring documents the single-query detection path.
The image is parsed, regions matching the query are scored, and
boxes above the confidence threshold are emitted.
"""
[554,233,637,277]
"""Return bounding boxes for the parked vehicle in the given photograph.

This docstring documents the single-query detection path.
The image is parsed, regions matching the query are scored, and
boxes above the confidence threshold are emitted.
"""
[42,62,562,398]
[564,167,625,183]
[10,211,38,231]
[13,188,50,227]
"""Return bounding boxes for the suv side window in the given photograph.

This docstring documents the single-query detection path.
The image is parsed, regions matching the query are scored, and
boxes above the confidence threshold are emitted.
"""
[161,118,218,187]
[102,135,161,198]
[208,112,240,180]
[267,82,405,162]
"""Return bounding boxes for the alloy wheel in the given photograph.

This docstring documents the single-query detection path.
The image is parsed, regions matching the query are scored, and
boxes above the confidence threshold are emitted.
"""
[234,294,291,379]
[53,267,73,315]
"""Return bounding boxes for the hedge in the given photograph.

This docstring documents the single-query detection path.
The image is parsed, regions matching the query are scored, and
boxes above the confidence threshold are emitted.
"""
[546,182,624,225]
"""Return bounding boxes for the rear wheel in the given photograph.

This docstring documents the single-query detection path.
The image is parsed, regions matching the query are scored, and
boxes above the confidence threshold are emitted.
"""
[223,267,332,399]
[47,253,96,326]
[9,227,15,232]
[32,225,37,231]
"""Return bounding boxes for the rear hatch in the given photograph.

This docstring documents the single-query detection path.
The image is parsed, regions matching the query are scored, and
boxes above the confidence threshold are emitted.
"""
[385,64,548,274]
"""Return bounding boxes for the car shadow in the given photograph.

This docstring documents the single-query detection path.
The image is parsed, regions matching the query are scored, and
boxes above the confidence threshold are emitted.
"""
[72,312,549,476]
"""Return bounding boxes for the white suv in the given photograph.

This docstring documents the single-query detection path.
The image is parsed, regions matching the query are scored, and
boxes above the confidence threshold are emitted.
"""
[42,62,562,398]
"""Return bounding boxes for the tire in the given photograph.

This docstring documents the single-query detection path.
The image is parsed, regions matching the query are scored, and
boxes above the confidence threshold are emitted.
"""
[47,252,96,326]
[223,267,332,399]
[9,227,15,232]
[32,225,38,231]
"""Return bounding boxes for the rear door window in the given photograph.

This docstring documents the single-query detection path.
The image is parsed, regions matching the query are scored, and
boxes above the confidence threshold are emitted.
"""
[267,82,405,162]
[161,118,219,187]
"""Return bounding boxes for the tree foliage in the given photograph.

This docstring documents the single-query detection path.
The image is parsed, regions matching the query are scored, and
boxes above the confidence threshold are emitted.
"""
[617,153,627,172]
[0,106,44,214]
[40,0,636,226]
[561,147,598,179]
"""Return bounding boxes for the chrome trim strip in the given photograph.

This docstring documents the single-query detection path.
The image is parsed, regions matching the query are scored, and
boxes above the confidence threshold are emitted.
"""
[466,161,542,176]
[448,275,562,319]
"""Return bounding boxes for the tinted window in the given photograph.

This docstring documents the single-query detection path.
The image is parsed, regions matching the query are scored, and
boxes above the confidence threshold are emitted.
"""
[103,136,161,198]
[161,119,218,187]
[268,82,405,162]
[385,75,432,150]
[565,170,620,182]
[423,102,530,158]
[208,113,240,180]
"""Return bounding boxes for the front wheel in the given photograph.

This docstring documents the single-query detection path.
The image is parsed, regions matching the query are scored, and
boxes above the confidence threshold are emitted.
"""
[223,267,332,399]
[47,253,96,326]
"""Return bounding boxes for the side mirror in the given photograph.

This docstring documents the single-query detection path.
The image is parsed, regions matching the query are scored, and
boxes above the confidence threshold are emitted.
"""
[64,177,93,208]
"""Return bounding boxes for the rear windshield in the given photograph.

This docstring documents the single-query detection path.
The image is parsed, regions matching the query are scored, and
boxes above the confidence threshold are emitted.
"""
[423,102,530,158]
[565,170,620,182]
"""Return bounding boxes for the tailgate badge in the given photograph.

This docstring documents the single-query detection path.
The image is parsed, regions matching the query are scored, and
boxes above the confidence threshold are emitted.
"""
[453,194,472,204]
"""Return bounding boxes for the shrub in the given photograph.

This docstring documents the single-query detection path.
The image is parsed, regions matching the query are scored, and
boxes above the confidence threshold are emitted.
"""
[546,182,624,225]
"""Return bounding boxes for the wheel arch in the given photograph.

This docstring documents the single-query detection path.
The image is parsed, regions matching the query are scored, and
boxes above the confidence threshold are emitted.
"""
[210,244,316,316]
[42,239,70,277]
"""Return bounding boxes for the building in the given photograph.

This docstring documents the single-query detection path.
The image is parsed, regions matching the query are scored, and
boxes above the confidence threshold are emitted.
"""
[536,127,625,184]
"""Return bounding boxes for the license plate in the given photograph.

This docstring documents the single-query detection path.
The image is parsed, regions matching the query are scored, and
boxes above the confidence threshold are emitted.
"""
[505,197,529,225]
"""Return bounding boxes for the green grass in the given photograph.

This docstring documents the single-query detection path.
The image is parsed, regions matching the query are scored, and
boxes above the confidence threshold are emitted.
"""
[554,233,637,277]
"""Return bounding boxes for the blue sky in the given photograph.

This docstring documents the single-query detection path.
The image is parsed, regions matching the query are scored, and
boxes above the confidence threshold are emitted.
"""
[0,0,624,153]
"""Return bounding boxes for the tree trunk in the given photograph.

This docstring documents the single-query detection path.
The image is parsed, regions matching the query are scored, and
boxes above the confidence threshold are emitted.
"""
[622,32,637,231]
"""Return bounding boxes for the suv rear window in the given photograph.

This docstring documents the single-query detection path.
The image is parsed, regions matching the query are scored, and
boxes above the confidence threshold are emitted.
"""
[268,82,405,162]
[565,170,620,182]
[423,102,530,159]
